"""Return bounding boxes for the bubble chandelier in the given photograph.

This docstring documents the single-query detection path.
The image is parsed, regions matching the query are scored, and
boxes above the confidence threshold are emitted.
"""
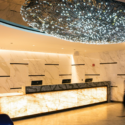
[20,0,125,44]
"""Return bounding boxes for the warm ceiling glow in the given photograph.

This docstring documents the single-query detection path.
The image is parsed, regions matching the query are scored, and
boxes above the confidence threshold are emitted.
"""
[0,49,72,56]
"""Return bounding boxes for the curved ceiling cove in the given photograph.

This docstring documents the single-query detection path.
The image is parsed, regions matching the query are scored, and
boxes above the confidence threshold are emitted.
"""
[21,0,125,44]
[1,19,125,54]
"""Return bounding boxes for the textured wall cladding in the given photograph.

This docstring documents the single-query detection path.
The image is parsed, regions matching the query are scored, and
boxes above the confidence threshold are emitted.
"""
[1,49,125,102]
[26,52,45,75]
[84,57,100,74]
[72,56,85,83]
[72,66,85,83]
[0,51,10,76]
[59,55,71,74]
[83,50,125,102]
[99,51,118,63]
[10,65,30,87]
[100,64,117,81]
[0,50,72,93]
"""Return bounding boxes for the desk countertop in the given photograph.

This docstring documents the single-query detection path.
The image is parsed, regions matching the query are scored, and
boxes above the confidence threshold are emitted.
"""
[0,93,23,97]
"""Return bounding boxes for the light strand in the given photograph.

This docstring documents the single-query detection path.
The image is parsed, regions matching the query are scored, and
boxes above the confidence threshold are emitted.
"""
[20,0,125,44]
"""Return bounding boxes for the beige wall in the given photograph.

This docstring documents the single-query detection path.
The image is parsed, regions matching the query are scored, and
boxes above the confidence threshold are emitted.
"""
[0,49,125,102]
[72,50,125,102]
[0,50,72,93]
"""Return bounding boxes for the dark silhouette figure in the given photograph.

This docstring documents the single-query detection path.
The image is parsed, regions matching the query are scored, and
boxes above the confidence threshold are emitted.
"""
[122,80,125,116]
[123,93,125,106]
[123,92,125,115]
[0,114,13,125]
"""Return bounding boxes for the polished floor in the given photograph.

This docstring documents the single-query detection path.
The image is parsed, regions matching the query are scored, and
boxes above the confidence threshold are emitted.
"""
[14,103,125,125]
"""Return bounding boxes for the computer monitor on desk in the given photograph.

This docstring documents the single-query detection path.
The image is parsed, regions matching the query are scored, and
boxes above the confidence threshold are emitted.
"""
[85,78,93,83]
[31,80,42,85]
[62,79,71,84]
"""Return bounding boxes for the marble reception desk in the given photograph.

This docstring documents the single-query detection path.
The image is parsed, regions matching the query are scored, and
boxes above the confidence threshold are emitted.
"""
[0,81,110,119]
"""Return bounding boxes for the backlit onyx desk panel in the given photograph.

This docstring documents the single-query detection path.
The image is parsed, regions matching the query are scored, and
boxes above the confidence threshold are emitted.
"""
[0,81,110,119]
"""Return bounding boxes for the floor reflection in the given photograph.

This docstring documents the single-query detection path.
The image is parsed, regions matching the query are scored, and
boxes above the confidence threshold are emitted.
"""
[14,103,125,125]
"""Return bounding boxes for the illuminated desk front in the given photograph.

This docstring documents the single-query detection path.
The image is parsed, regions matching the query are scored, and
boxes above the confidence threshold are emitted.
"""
[0,81,110,119]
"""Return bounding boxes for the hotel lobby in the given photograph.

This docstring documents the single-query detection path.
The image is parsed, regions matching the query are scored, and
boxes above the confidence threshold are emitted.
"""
[0,0,125,125]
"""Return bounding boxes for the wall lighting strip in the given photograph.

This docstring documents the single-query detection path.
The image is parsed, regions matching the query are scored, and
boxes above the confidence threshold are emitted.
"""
[10,63,28,65]
[71,64,85,66]
[10,87,22,89]
[45,64,59,65]
[117,74,125,76]
[110,86,118,87]
[29,75,45,76]
[59,74,72,76]
[100,62,117,64]
[0,76,10,77]
[85,74,100,76]
[0,49,72,56]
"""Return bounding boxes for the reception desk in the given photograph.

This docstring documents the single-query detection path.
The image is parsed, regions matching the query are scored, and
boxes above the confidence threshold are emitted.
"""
[0,81,110,119]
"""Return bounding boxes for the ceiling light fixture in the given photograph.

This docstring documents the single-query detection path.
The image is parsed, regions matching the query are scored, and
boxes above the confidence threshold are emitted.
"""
[20,0,125,44]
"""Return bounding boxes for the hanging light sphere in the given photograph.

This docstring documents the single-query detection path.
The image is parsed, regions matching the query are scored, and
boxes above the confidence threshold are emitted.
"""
[20,0,125,44]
